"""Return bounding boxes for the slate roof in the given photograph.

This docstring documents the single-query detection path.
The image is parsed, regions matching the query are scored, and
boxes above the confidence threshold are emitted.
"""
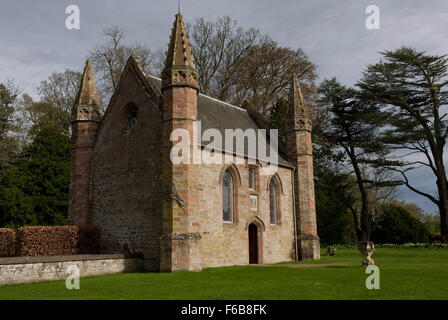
[146,74,292,167]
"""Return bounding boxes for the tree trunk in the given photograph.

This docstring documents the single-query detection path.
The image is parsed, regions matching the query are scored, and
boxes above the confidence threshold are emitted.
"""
[436,178,448,242]
[434,148,448,243]
[348,205,362,241]
[439,200,448,243]
[357,181,371,242]
[347,145,371,242]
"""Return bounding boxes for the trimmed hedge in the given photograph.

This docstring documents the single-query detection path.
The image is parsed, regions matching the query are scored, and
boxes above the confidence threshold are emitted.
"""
[16,226,100,256]
[0,228,16,257]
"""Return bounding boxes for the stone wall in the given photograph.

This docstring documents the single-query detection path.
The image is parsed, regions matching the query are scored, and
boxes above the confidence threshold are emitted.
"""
[91,63,163,271]
[198,152,296,268]
[0,254,142,286]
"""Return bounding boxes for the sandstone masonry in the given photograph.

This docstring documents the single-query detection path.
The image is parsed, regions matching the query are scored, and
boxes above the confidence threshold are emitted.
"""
[67,12,320,272]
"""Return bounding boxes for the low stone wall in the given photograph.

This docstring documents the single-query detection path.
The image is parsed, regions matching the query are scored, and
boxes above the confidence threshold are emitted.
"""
[0,254,143,286]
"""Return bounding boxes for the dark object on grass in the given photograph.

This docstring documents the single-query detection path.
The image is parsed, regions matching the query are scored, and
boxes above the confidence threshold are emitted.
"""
[327,245,336,256]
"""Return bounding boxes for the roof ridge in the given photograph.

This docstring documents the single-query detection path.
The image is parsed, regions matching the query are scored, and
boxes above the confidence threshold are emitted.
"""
[199,94,246,112]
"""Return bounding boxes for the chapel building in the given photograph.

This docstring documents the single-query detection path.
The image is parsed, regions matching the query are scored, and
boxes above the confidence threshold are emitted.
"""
[68,12,320,272]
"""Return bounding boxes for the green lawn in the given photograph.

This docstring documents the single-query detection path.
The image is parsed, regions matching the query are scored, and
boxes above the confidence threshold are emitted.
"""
[0,247,447,299]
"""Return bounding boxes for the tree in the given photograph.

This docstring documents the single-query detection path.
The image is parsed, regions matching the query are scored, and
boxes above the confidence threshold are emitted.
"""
[317,78,391,243]
[358,47,448,242]
[314,141,357,245]
[372,205,430,244]
[0,81,20,176]
[87,18,317,118]
[315,171,357,245]
[19,94,71,137]
[419,213,440,235]
[38,69,81,115]
[89,26,158,101]
[17,70,81,138]
[382,199,440,235]
[189,16,317,117]
[189,16,263,97]
[268,97,288,142]
[384,199,424,219]
[0,127,70,228]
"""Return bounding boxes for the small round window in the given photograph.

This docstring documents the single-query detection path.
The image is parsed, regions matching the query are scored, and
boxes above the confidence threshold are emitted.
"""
[126,104,138,128]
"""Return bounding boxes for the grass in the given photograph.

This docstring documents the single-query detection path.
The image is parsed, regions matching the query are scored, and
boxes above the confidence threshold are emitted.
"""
[0,247,447,300]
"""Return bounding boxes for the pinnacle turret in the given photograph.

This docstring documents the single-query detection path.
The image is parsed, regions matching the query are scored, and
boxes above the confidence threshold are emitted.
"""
[284,74,320,260]
[288,73,310,120]
[72,59,103,122]
[286,73,311,132]
[161,13,198,91]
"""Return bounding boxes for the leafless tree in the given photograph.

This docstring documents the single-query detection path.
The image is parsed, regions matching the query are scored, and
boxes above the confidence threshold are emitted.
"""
[188,16,317,117]
[38,69,81,115]
[188,17,263,96]
[89,26,159,103]
[14,70,82,138]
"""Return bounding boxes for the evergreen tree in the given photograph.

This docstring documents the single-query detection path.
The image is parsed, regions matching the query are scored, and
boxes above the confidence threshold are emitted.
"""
[0,127,70,228]
[317,78,391,242]
[314,143,356,244]
[372,205,430,244]
[358,47,448,242]
[0,82,20,176]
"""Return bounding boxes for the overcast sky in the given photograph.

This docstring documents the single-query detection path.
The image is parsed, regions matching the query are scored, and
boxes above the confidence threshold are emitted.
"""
[1,0,447,214]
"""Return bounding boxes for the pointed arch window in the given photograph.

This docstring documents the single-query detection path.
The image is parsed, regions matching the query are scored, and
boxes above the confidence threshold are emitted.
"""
[222,169,233,222]
[269,179,277,224]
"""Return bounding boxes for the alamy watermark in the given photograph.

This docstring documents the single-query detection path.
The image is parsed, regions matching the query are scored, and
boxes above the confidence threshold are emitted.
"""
[65,265,80,290]
[365,5,380,30]
[170,121,279,175]
[65,5,80,30]
[365,265,380,289]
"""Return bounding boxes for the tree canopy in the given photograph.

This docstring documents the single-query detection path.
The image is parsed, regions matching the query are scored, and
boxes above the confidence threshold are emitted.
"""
[372,205,430,244]
[358,47,448,242]
[189,16,317,117]
[317,78,392,242]
[0,81,20,176]
[0,127,70,229]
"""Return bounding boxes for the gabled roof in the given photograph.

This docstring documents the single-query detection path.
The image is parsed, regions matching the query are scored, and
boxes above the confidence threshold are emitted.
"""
[145,74,292,167]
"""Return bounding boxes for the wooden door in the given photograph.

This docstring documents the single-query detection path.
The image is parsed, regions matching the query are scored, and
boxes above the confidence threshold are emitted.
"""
[248,223,258,264]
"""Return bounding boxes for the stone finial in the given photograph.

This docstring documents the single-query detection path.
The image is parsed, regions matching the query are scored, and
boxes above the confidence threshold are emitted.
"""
[72,59,103,122]
[286,73,311,131]
[161,13,198,91]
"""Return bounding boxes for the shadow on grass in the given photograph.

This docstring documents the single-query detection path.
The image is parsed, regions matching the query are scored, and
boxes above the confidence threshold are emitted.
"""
[323,265,358,269]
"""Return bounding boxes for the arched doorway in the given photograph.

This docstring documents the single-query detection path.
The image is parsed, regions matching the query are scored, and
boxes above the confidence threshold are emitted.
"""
[248,223,258,264]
